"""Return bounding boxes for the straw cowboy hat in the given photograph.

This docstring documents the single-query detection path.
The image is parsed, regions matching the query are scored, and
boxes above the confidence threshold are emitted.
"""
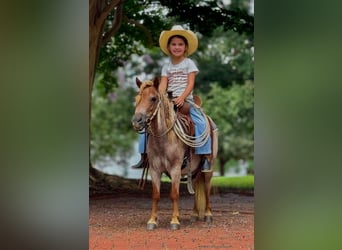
[159,25,198,56]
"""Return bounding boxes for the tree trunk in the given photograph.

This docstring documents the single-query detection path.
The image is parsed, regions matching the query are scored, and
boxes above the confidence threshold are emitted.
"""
[89,0,107,94]
[89,20,102,162]
[89,3,103,177]
[219,158,225,176]
[89,0,124,183]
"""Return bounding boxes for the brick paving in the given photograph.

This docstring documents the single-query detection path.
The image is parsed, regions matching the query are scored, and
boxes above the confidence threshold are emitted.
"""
[89,192,254,249]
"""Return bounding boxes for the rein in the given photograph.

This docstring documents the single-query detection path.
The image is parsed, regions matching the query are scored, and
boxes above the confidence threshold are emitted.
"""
[145,99,160,130]
[148,114,177,138]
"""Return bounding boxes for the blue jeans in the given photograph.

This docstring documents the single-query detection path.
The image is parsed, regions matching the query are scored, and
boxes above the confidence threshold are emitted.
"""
[138,133,148,153]
[138,105,211,154]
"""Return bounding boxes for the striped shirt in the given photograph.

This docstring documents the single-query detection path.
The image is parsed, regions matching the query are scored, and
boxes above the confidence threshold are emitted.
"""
[161,58,199,102]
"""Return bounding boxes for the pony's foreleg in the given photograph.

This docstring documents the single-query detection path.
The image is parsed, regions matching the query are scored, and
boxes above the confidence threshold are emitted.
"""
[147,171,161,230]
[169,169,181,230]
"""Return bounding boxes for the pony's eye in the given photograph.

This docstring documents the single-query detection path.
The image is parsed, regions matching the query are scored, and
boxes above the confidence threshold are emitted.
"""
[151,96,157,102]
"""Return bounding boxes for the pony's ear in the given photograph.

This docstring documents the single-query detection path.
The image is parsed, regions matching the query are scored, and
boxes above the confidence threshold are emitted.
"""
[153,77,159,89]
[136,77,143,88]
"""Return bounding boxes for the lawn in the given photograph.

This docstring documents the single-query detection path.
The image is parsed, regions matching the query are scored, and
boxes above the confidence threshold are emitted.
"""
[161,174,254,192]
[212,175,254,190]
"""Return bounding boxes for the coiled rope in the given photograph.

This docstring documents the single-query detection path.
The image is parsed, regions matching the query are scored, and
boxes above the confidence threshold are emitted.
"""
[173,107,211,148]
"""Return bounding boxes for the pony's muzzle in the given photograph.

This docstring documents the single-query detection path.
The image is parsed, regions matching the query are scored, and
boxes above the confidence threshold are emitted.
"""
[132,113,147,132]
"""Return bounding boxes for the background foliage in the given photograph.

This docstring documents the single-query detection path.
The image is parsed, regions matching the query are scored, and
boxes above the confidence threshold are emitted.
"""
[91,81,136,164]
[203,83,254,174]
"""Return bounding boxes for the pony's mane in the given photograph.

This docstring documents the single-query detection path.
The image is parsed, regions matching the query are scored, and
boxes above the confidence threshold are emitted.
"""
[135,80,154,105]
[157,92,177,142]
[140,80,154,91]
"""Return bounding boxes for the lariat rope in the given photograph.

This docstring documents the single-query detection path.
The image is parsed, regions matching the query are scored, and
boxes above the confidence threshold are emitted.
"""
[173,107,211,147]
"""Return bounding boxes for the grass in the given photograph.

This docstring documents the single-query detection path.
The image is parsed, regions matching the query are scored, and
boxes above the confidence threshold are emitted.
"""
[162,174,254,192]
[211,175,254,190]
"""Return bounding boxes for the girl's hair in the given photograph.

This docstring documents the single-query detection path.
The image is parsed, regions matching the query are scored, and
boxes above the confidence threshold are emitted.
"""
[167,35,188,46]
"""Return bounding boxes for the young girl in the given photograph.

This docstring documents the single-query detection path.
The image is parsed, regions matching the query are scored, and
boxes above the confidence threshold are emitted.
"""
[132,25,212,172]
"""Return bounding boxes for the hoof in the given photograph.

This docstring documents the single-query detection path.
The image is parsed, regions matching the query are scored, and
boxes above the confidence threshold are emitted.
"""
[204,215,213,223]
[146,223,157,230]
[170,223,180,230]
[190,216,199,222]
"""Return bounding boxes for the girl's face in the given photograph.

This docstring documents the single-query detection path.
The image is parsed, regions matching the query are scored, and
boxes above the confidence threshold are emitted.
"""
[167,37,187,57]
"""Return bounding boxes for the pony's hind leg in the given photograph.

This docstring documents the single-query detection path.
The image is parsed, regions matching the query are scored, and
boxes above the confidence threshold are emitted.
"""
[191,174,202,222]
[191,177,200,222]
[191,205,200,222]
[192,171,213,223]
[203,171,213,223]
[147,170,161,230]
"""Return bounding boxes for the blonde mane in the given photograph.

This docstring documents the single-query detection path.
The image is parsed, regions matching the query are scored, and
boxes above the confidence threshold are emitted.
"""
[157,92,177,142]
[135,80,154,105]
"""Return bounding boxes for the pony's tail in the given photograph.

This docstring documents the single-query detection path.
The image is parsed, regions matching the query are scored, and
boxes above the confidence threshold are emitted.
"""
[194,172,206,217]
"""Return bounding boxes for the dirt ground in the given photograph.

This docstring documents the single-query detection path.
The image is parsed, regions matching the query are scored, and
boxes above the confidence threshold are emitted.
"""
[89,178,254,250]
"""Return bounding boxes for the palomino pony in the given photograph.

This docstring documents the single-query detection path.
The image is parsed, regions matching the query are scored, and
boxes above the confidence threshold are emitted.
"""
[131,77,218,230]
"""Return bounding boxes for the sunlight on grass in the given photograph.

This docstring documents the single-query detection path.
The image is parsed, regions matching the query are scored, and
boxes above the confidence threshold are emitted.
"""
[161,174,254,190]
[212,175,254,189]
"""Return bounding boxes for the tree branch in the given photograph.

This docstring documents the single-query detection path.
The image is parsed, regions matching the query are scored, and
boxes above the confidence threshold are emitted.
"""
[97,0,124,26]
[123,15,154,47]
[101,1,124,45]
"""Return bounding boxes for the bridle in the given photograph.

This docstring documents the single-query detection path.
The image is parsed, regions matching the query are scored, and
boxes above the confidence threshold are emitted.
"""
[145,98,160,131]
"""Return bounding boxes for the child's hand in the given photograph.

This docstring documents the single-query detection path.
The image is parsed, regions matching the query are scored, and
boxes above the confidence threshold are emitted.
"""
[173,96,185,107]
